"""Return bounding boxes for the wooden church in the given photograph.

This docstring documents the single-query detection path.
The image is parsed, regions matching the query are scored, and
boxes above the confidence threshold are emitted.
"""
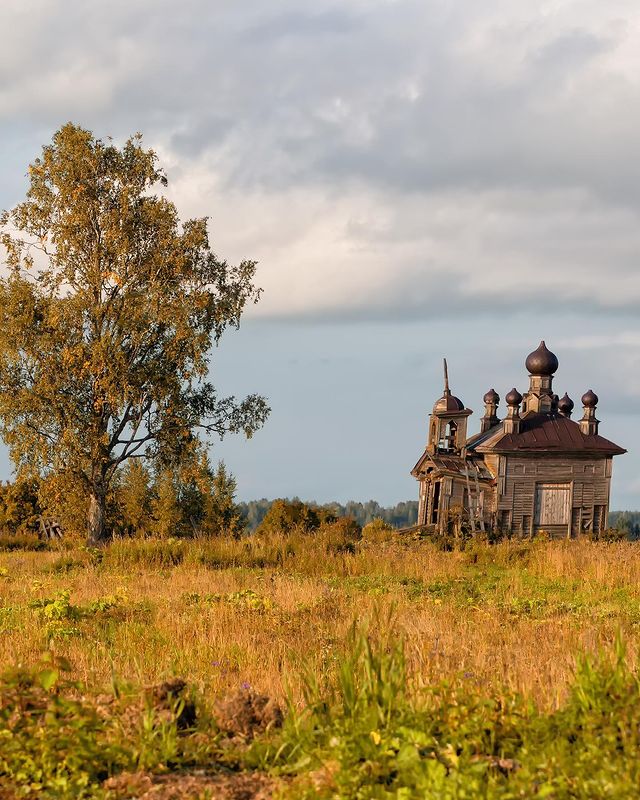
[411,342,626,537]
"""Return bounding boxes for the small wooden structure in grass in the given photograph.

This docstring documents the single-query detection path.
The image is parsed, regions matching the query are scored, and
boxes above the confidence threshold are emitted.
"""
[411,342,626,539]
[39,516,63,540]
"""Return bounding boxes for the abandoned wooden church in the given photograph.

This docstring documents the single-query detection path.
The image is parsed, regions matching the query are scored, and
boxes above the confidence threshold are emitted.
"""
[411,341,626,537]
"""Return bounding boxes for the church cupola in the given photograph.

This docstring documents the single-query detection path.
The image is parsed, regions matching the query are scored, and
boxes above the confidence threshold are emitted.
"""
[558,393,574,418]
[480,389,500,433]
[427,359,472,454]
[503,388,523,434]
[579,389,600,435]
[521,340,558,415]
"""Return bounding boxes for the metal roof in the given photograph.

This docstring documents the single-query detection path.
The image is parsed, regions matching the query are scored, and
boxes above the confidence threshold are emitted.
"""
[471,412,626,455]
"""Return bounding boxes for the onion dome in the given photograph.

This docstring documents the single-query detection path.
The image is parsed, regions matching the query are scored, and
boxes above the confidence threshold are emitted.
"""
[505,387,523,406]
[558,393,574,414]
[483,388,499,404]
[581,389,599,408]
[433,393,465,414]
[525,341,559,376]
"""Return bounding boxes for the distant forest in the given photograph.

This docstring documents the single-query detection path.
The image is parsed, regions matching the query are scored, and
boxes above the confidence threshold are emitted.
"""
[239,501,639,535]
[238,499,419,532]
[609,511,640,538]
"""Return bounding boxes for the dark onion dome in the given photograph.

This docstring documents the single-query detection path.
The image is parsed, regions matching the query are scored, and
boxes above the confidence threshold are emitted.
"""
[505,387,523,406]
[483,388,500,404]
[433,393,465,413]
[558,393,575,413]
[525,340,559,376]
[581,389,599,408]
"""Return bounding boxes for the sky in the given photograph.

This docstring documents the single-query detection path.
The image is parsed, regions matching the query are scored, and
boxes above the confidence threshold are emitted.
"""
[0,0,639,508]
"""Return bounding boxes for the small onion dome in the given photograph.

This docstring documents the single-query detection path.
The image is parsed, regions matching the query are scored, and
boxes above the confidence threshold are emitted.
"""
[433,394,465,413]
[483,388,500,404]
[505,387,523,406]
[525,340,559,376]
[581,389,599,408]
[558,393,574,414]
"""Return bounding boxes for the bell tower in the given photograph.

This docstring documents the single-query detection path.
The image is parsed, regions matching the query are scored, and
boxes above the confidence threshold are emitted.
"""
[427,359,473,455]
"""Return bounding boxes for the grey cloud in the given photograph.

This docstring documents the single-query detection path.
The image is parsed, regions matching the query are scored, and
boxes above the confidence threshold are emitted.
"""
[242,9,361,42]
[2,0,640,322]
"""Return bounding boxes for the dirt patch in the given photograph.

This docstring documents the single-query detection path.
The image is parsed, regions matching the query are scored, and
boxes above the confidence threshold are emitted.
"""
[148,677,197,729]
[104,770,275,799]
[215,688,283,741]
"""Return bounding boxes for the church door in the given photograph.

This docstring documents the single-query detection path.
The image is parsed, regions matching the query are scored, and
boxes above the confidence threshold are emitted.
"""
[534,483,571,538]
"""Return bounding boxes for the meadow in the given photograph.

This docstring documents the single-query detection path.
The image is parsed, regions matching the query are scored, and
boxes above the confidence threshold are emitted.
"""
[2,530,640,798]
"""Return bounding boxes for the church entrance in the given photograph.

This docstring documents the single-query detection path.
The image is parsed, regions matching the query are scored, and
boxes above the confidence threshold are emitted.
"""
[534,483,572,538]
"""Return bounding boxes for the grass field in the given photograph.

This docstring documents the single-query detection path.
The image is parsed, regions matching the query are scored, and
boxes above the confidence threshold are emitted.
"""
[2,533,640,798]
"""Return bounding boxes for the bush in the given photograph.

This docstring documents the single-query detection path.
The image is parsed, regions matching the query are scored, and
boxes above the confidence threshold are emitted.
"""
[257,499,335,537]
[0,478,41,535]
[590,527,628,543]
[316,517,362,554]
[361,518,395,545]
[0,533,48,551]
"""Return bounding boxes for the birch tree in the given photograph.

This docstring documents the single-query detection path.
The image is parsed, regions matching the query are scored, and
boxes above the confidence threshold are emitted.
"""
[0,124,269,543]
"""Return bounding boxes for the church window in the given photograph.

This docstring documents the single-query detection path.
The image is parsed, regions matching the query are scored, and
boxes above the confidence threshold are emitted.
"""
[431,481,441,524]
[439,421,458,451]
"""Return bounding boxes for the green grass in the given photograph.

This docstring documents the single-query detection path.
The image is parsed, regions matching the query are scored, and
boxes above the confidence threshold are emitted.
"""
[2,535,640,797]
[3,625,640,798]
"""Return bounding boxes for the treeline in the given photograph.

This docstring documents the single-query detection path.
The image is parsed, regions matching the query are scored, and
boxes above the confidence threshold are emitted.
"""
[239,498,419,532]
[0,467,418,540]
[0,458,242,540]
[609,511,640,539]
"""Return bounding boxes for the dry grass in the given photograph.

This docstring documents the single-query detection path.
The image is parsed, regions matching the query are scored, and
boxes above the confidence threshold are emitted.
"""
[1,536,639,709]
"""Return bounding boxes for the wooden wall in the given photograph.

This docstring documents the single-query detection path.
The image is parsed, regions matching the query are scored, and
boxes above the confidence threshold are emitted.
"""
[496,455,612,537]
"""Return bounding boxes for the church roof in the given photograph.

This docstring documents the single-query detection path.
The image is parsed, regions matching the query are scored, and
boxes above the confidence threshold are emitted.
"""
[433,392,466,414]
[469,412,626,456]
[411,450,494,481]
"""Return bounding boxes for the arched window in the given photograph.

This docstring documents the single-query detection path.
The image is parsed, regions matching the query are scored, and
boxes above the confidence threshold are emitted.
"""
[438,420,458,451]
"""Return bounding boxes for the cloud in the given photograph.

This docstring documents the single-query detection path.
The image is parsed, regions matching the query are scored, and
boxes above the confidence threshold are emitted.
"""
[2,0,640,322]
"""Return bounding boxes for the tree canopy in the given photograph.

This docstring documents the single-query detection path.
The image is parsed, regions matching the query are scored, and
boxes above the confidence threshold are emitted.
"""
[0,123,269,543]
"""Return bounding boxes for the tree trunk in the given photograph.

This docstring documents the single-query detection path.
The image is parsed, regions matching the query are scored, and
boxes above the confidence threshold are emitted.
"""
[87,487,108,545]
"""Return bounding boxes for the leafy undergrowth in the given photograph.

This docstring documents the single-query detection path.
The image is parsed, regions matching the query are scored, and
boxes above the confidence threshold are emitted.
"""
[2,628,640,799]
[253,626,640,799]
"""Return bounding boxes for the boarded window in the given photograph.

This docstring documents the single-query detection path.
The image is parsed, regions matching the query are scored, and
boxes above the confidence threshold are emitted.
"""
[534,483,571,526]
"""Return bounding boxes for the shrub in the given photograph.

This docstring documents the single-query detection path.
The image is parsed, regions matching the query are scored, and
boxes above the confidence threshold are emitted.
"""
[257,499,334,537]
[0,477,41,535]
[361,518,395,545]
[316,517,362,554]
[0,655,128,798]
[590,527,628,543]
[0,533,48,551]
